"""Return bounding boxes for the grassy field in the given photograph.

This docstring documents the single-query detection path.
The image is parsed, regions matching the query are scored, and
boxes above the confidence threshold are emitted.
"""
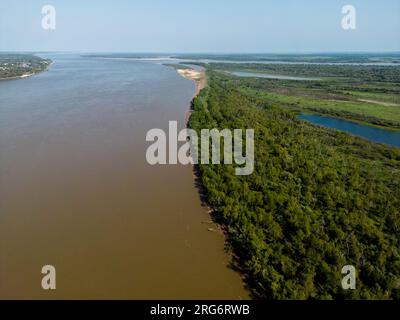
[239,87,400,126]
[204,63,400,129]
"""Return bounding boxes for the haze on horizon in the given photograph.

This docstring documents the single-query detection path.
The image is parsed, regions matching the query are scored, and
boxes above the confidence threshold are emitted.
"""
[0,0,399,53]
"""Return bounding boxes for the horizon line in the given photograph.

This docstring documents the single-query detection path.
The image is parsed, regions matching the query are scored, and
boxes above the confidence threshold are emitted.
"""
[1,50,400,55]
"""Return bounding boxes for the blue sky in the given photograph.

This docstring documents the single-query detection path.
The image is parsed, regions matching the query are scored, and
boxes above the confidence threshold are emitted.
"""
[0,0,399,53]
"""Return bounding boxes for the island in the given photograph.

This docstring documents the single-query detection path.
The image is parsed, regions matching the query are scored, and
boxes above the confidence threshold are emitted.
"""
[0,54,52,80]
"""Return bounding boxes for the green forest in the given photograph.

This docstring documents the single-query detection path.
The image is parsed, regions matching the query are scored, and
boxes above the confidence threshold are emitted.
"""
[188,70,400,299]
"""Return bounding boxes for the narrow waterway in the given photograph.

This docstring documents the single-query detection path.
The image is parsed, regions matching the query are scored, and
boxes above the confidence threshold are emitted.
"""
[230,71,320,81]
[299,113,400,148]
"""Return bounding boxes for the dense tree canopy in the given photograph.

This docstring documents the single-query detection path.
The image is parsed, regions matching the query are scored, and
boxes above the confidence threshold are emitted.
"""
[189,71,400,299]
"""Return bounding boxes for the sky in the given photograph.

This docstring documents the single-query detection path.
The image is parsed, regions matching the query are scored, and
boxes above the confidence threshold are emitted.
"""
[0,0,399,53]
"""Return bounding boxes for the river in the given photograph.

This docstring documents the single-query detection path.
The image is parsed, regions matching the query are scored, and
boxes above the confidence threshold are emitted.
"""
[230,71,320,81]
[299,113,400,148]
[0,54,248,299]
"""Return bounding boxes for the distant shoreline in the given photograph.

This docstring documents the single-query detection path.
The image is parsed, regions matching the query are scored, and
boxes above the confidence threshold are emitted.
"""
[0,61,53,81]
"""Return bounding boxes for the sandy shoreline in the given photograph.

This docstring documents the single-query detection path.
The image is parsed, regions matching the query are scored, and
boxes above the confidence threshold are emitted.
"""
[176,69,206,93]
[0,73,34,81]
[176,69,228,236]
[174,68,206,124]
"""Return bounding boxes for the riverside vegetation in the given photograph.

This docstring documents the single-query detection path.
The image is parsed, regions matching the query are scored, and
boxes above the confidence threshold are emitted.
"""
[188,65,400,299]
[207,62,400,130]
[0,54,52,79]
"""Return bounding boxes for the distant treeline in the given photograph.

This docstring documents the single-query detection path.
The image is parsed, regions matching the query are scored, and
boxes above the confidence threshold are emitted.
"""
[173,53,400,64]
[211,63,400,83]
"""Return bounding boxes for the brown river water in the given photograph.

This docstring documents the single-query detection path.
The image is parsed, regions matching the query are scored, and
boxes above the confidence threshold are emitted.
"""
[0,54,248,299]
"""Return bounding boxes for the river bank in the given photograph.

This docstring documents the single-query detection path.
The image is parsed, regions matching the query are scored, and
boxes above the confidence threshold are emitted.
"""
[0,61,53,81]
[172,66,206,124]
[175,68,240,251]
[176,69,206,97]
[0,73,35,81]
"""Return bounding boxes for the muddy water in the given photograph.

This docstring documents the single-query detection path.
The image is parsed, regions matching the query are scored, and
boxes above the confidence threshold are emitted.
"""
[0,54,247,299]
